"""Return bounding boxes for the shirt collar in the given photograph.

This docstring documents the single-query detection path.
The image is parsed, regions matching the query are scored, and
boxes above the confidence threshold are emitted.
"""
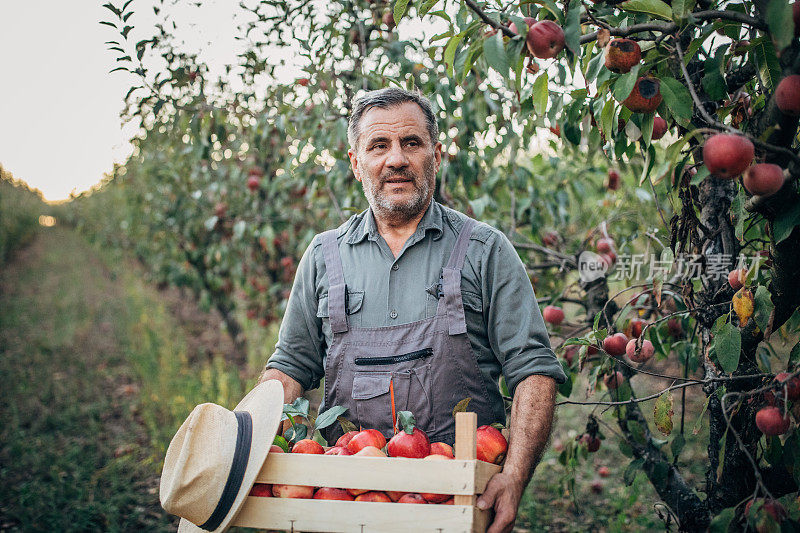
[346,200,444,245]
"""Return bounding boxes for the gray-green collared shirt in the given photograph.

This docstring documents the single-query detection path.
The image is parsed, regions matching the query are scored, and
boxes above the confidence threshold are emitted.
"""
[266,200,567,405]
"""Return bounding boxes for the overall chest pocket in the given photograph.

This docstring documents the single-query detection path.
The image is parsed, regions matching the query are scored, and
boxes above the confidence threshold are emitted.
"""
[317,290,364,327]
[351,349,435,436]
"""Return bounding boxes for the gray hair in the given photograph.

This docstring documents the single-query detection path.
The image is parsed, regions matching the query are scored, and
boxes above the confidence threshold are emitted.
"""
[347,88,439,152]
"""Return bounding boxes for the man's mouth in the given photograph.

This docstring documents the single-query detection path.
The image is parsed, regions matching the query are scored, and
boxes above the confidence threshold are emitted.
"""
[384,177,413,184]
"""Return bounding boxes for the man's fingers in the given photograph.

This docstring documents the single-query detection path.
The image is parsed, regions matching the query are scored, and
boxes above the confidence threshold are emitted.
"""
[486,506,515,533]
[476,476,501,511]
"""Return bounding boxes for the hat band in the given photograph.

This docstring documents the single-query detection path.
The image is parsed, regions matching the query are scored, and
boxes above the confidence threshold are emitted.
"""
[199,410,253,531]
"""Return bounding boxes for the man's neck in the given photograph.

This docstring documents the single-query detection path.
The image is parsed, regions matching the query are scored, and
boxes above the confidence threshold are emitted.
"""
[372,201,431,257]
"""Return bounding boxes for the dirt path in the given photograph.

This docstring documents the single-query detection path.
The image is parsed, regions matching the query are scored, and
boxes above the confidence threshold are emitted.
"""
[0,228,174,532]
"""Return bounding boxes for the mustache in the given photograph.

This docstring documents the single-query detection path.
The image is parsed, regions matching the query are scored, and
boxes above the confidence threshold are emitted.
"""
[381,171,417,182]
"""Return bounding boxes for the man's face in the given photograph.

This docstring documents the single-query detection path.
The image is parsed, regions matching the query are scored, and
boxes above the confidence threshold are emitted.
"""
[348,102,442,222]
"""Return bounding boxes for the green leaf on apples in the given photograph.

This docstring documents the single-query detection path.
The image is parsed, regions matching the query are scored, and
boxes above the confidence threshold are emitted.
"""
[393,0,411,24]
[531,0,565,23]
[623,458,645,485]
[708,507,735,533]
[789,342,800,370]
[282,397,310,421]
[619,0,673,20]
[653,391,674,436]
[752,37,782,90]
[753,286,775,334]
[773,201,800,243]
[283,423,308,443]
[273,435,290,453]
[532,72,549,116]
[701,46,728,101]
[452,397,472,418]
[766,0,794,52]
[314,405,348,431]
[712,322,741,373]
[418,0,440,18]
[563,0,582,56]
[337,416,358,434]
[671,434,685,461]
[397,410,416,434]
[659,77,693,126]
[612,64,641,103]
[483,31,510,77]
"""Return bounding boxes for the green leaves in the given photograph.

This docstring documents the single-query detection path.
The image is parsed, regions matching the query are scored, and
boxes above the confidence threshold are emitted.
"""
[701,45,728,101]
[659,77,693,126]
[752,37,782,89]
[452,397,472,418]
[766,0,795,51]
[753,286,775,333]
[418,0,440,18]
[653,391,674,436]
[619,0,673,20]
[711,316,741,373]
[484,31,510,77]
[314,405,348,431]
[397,410,416,434]
[532,73,549,115]
[394,0,411,24]
[612,65,642,102]
[773,201,800,243]
[564,0,583,56]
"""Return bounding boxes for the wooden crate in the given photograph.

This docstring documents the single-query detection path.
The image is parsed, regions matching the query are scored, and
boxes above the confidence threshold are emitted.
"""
[231,412,502,532]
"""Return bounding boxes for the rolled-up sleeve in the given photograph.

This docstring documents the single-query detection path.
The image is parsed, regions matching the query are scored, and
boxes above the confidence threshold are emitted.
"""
[265,238,325,391]
[481,231,567,397]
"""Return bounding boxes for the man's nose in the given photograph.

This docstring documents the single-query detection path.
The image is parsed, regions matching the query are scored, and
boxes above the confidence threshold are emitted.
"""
[384,142,409,168]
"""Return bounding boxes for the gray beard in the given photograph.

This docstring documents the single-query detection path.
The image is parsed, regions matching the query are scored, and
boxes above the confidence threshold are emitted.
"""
[359,154,435,224]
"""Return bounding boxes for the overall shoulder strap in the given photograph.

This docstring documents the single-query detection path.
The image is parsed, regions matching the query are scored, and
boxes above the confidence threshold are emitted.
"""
[440,218,475,335]
[319,230,348,334]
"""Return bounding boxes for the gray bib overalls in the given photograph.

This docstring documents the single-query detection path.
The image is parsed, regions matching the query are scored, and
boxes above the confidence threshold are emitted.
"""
[319,218,499,446]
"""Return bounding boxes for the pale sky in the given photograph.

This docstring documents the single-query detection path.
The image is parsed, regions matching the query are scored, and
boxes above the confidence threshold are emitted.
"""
[0,2,446,203]
[0,1,248,202]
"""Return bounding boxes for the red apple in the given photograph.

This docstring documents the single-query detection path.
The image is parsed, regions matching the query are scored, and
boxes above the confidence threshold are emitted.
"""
[528,20,565,59]
[323,446,353,456]
[745,498,788,530]
[626,319,646,339]
[354,445,387,457]
[755,406,791,436]
[292,439,324,454]
[314,487,353,501]
[442,497,454,505]
[728,268,746,290]
[386,490,407,502]
[273,484,314,499]
[652,116,668,140]
[269,444,285,453]
[355,491,392,502]
[249,483,273,497]
[743,164,785,196]
[775,75,800,116]
[247,175,260,192]
[398,493,428,504]
[590,480,604,493]
[214,202,227,218]
[702,134,754,179]
[579,433,601,452]
[775,372,800,400]
[563,345,579,366]
[476,425,508,464]
[603,370,625,390]
[543,305,565,325]
[626,338,654,363]
[428,442,455,458]
[667,318,683,338]
[296,78,310,87]
[335,430,359,448]
[623,77,663,113]
[542,230,560,247]
[387,427,431,458]
[347,429,387,454]
[597,466,611,477]
[603,333,628,356]
[604,39,641,73]
[600,251,617,268]
[596,237,615,253]
[607,169,621,190]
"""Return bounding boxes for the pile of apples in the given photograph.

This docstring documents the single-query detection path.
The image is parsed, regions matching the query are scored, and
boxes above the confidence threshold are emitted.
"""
[248,424,508,503]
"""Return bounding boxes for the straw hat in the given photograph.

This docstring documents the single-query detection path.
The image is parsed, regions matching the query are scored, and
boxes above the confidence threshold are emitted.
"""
[160,380,283,532]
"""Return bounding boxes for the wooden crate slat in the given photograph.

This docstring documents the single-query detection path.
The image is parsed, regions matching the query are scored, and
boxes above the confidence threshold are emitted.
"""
[232,497,476,532]
[453,412,478,507]
[474,461,501,493]
[256,454,480,494]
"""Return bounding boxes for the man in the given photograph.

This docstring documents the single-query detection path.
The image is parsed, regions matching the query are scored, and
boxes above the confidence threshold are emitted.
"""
[258,87,566,533]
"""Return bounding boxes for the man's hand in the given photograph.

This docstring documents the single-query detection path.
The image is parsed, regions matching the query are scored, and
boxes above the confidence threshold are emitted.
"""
[479,374,557,533]
[257,368,304,433]
[476,471,526,533]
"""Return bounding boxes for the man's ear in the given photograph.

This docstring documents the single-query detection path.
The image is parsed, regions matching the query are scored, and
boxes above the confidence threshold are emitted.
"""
[433,141,443,173]
[348,148,362,182]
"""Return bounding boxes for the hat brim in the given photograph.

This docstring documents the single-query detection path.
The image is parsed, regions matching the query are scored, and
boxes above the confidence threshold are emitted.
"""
[178,379,284,533]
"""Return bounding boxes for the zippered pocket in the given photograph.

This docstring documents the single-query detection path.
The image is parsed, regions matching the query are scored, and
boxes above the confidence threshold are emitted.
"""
[354,348,433,366]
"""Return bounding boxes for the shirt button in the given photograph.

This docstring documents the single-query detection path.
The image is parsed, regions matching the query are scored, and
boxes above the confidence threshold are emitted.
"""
[392,264,399,271]
[390,310,398,319]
